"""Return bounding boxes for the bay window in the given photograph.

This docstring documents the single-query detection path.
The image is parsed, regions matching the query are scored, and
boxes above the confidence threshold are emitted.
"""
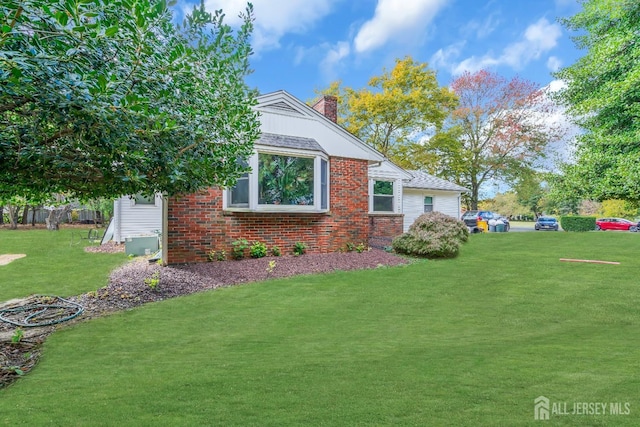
[226,149,329,212]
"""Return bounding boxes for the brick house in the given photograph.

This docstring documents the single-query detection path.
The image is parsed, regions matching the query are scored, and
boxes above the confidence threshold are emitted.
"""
[111,90,467,264]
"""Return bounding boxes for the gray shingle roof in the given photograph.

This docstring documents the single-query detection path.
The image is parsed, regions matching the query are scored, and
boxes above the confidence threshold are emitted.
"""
[404,170,469,192]
[257,132,326,153]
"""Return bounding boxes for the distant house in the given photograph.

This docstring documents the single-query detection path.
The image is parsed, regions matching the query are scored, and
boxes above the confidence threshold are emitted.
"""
[112,90,468,263]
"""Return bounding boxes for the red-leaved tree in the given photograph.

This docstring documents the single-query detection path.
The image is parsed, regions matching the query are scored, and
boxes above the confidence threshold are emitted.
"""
[438,70,566,209]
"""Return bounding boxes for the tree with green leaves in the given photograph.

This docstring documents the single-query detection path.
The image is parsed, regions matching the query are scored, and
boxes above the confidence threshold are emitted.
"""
[1,0,260,201]
[553,0,640,202]
[315,56,458,159]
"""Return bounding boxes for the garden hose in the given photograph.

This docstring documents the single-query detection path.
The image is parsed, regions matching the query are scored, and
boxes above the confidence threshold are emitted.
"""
[0,295,84,327]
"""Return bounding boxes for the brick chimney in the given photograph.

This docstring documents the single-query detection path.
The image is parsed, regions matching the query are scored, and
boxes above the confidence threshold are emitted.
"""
[312,95,338,123]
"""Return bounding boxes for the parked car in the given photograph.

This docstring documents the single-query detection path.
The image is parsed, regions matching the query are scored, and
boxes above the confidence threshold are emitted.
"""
[461,210,510,231]
[595,218,639,232]
[535,216,559,231]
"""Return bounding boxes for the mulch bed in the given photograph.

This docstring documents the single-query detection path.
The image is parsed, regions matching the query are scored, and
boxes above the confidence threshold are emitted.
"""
[1,249,409,389]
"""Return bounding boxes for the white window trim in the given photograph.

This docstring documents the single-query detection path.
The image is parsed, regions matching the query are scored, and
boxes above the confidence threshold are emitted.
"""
[131,193,161,208]
[424,195,434,213]
[369,179,401,214]
[223,147,330,213]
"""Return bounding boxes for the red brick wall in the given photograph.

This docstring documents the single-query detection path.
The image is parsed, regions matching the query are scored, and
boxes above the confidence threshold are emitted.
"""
[166,157,369,264]
[369,214,404,238]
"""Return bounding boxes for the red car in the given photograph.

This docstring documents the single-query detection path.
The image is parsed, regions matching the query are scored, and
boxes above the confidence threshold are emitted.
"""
[595,218,639,232]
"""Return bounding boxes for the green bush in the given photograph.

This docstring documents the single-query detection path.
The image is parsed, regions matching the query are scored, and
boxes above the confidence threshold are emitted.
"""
[392,212,469,258]
[250,241,268,258]
[560,216,596,232]
[293,241,307,256]
[231,239,249,260]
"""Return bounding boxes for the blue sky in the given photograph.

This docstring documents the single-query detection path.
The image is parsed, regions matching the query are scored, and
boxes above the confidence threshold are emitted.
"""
[176,0,585,101]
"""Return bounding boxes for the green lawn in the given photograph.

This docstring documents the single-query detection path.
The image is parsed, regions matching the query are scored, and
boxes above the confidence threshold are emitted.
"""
[1,232,639,425]
[0,227,127,300]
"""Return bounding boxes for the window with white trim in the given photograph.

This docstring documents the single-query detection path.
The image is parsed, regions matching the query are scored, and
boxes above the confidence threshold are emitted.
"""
[227,150,329,212]
[424,196,434,212]
[132,194,156,206]
[228,158,249,207]
[372,180,394,212]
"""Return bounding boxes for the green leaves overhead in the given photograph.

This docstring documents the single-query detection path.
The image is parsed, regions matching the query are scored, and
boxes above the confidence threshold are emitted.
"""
[553,0,640,202]
[0,0,260,199]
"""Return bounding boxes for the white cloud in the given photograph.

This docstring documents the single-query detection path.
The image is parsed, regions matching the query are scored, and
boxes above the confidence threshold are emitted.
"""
[320,41,351,76]
[188,0,338,53]
[430,41,465,69]
[546,55,562,72]
[354,0,450,53]
[462,14,500,39]
[451,18,562,75]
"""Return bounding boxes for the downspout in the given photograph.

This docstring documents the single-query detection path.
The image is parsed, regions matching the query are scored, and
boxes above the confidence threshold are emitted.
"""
[162,194,168,266]
[114,198,122,243]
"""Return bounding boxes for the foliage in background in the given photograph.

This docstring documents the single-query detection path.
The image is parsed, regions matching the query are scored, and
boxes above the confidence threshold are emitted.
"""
[392,211,469,258]
[478,192,531,218]
[553,0,640,202]
[443,70,566,209]
[0,0,259,200]
[315,56,457,161]
[598,199,639,219]
[560,216,596,232]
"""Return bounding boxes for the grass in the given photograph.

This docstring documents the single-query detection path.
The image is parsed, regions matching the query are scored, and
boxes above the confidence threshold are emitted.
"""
[0,227,128,301]
[1,231,639,425]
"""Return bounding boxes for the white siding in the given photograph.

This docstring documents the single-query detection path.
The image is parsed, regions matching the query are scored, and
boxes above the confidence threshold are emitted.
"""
[259,111,383,162]
[112,195,162,242]
[402,189,462,232]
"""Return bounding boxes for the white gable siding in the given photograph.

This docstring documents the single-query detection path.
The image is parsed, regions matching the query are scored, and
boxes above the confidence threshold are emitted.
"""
[402,189,462,232]
[258,110,383,162]
[113,195,162,242]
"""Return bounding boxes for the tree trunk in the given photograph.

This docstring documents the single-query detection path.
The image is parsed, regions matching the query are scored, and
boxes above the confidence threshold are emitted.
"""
[45,205,71,230]
[21,205,29,224]
[6,204,20,230]
[0,206,4,225]
[30,206,37,226]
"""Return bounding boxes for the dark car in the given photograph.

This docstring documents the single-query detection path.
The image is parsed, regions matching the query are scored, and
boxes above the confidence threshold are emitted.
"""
[595,218,639,232]
[461,210,510,231]
[535,216,559,231]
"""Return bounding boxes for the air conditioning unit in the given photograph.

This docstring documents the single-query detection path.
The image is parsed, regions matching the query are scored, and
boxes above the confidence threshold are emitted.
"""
[124,236,159,256]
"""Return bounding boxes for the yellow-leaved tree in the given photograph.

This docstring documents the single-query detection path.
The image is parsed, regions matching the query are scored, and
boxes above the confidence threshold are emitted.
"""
[314,57,458,164]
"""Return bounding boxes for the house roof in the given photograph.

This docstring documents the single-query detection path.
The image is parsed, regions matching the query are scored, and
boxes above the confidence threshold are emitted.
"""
[404,170,469,192]
[257,132,326,154]
[255,90,385,162]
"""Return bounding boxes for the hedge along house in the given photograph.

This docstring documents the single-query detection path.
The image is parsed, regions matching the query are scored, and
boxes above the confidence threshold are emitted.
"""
[160,90,468,264]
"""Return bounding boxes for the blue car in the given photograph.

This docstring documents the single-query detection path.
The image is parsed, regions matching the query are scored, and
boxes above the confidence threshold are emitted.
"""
[535,216,559,231]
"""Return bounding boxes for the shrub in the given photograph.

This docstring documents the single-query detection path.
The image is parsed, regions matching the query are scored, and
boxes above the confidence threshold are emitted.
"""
[271,246,281,257]
[392,211,469,258]
[293,241,307,256]
[231,239,249,260]
[250,241,268,258]
[560,216,596,232]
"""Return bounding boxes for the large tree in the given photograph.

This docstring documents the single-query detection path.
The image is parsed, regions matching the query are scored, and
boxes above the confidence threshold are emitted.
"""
[443,70,565,209]
[553,0,640,201]
[316,56,458,159]
[0,0,260,200]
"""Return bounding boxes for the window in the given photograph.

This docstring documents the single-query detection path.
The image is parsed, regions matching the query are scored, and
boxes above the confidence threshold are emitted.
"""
[424,196,433,212]
[229,159,249,207]
[226,150,329,212]
[133,194,156,206]
[373,181,394,212]
[259,154,314,205]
